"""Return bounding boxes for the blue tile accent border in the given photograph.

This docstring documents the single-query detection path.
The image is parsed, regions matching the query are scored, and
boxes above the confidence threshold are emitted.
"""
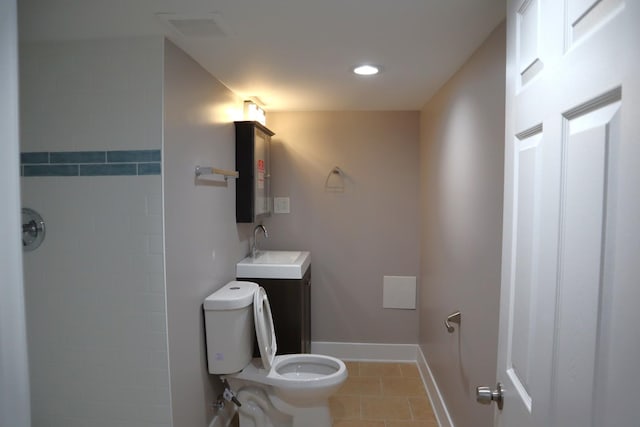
[21,152,50,164]
[138,163,161,175]
[107,150,161,163]
[80,164,137,176]
[51,151,106,164]
[24,165,79,177]
[20,149,161,177]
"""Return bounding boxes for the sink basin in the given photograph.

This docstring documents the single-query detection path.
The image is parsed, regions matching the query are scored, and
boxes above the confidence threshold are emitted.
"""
[237,251,311,279]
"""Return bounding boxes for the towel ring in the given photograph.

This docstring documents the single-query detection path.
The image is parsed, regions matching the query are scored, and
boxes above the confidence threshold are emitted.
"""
[324,166,345,192]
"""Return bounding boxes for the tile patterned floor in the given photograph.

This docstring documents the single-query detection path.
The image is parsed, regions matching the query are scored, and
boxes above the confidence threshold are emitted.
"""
[330,361,439,427]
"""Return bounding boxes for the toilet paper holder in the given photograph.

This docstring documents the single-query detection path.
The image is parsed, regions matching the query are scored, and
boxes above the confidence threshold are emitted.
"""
[445,311,461,333]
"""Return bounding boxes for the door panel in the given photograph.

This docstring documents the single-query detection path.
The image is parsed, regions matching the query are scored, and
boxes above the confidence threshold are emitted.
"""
[517,0,543,85]
[568,0,625,46]
[553,97,620,426]
[497,1,638,426]
[509,128,544,408]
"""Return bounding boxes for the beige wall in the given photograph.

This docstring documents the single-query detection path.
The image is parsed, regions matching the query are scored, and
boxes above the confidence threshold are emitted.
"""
[265,111,420,344]
[163,40,252,426]
[419,22,505,427]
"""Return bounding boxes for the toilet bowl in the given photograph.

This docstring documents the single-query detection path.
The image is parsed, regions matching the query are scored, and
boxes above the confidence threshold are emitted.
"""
[229,353,347,406]
[236,387,289,427]
[204,281,347,427]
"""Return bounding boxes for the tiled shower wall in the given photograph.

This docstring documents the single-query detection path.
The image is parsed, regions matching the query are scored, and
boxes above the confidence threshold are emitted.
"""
[19,37,172,426]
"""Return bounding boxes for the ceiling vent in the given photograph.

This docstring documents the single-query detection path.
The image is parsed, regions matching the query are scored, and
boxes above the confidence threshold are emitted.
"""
[157,14,227,38]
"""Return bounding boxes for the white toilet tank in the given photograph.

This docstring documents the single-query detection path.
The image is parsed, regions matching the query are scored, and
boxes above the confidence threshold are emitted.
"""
[204,281,259,374]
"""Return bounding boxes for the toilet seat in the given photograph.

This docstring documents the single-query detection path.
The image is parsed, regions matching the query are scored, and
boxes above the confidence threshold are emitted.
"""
[254,287,277,370]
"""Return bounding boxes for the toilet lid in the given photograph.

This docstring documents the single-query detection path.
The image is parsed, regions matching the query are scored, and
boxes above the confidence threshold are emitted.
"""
[254,287,277,370]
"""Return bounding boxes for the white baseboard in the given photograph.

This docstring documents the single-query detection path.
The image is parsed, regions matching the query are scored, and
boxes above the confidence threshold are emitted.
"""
[417,346,455,427]
[311,341,419,362]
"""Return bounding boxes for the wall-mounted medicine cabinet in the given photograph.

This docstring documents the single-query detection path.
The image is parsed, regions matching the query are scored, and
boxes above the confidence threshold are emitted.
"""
[235,121,275,223]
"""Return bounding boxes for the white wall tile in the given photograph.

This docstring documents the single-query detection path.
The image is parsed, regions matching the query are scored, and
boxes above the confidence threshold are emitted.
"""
[20,37,171,427]
[20,37,163,152]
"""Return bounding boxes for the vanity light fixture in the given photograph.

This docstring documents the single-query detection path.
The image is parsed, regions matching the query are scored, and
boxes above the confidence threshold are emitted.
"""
[352,64,380,76]
[243,100,266,126]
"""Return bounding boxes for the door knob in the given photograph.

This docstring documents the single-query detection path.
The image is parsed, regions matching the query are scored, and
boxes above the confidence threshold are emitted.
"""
[476,382,504,410]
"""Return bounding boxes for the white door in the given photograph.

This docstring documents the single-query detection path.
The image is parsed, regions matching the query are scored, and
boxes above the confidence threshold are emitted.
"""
[493,0,640,426]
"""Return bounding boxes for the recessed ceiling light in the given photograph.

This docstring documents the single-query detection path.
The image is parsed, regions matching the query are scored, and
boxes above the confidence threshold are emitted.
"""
[353,65,380,76]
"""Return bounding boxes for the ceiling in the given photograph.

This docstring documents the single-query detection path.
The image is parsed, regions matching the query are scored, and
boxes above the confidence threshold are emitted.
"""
[18,0,506,111]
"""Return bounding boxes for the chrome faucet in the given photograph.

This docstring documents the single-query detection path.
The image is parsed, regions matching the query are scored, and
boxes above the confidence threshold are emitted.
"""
[252,224,268,258]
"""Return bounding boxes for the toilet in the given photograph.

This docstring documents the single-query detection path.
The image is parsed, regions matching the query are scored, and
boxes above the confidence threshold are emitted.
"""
[204,281,347,427]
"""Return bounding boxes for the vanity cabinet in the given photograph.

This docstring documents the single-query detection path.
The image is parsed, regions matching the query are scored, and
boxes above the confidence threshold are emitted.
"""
[247,268,311,355]
[235,121,275,223]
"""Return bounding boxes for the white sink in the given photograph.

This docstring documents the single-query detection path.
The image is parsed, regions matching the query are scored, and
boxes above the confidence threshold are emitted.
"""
[236,250,311,279]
